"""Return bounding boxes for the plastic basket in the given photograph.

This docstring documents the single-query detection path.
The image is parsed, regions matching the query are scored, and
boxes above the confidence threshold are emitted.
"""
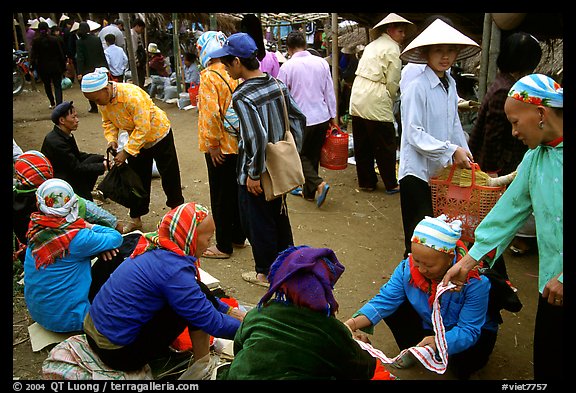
[430,163,506,243]
[320,125,349,170]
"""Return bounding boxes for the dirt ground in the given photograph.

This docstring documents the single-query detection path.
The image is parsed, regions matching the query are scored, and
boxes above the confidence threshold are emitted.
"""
[12,81,541,381]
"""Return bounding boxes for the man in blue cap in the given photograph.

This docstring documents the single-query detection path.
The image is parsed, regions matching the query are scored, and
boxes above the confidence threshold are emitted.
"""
[41,101,109,201]
[208,33,307,287]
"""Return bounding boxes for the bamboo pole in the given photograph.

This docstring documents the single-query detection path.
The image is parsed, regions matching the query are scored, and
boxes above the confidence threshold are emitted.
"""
[172,13,182,94]
[487,21,501,88]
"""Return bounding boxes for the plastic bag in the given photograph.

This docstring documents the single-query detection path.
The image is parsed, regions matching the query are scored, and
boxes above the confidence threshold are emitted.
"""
[178,353,220,380]
[97,148,148,209]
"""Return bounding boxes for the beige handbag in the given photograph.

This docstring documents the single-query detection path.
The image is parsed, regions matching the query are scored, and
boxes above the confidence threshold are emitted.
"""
[260,79,304,201]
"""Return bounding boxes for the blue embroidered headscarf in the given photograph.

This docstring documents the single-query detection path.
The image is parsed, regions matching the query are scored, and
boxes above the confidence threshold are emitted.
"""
[258,245,345,316]
[508,73,563,108]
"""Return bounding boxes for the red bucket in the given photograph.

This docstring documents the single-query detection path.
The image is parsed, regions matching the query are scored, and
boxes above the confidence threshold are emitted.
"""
[320,125,349,170]
[188,83,199,106]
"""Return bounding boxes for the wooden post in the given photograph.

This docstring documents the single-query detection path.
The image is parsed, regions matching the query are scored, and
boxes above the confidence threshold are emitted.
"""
[172,13,182,94]
[487,21,501,89]
[120,12,139,87]
[331,13,339,121]
[478,13,492,102]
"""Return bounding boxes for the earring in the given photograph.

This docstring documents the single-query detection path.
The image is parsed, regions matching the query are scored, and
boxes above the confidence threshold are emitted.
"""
[538,120,544,129]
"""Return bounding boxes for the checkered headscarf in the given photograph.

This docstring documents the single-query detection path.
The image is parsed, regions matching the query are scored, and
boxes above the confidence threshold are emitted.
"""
[14,150,53,189]
[130,202,210,259]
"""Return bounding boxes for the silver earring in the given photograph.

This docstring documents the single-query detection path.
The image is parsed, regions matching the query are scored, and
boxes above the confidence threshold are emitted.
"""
[538,120,544,129]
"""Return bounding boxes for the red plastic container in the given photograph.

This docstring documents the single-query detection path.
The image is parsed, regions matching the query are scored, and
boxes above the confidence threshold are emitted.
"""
[188,83,199,106]
[320,125,349,170]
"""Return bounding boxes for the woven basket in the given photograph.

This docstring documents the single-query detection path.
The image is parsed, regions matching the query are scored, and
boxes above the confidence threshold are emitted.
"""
[320,125,349,170]
[430,163,506,243]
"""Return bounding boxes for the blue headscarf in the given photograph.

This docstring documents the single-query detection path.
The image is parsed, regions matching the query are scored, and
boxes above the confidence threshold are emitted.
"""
[258,245,345,316]
[196,31,227,68]
[508,73,563,108]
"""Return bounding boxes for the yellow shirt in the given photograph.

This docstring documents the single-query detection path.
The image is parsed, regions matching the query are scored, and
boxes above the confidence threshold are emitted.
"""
[100,82,171,157]
[197,63,239,154]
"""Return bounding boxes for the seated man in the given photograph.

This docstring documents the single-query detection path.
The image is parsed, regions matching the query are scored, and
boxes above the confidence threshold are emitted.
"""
[345,215,498,380]
[41,101,109,201]
[219,245,393,380]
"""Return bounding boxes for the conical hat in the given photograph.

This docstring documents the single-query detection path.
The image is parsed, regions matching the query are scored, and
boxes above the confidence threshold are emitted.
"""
[59,14,70,23]
[70,22,79,32]
[400,19,481,64]
[373,13,414,30]
[87,20,101,31]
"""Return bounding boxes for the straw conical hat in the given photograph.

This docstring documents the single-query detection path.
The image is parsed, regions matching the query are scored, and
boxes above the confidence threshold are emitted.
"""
[29,19,39,29]
[400,19,480,64]
[87,20,101,31]
[373,13,414,30]
[70,22,79,32]
[59,14,70,23]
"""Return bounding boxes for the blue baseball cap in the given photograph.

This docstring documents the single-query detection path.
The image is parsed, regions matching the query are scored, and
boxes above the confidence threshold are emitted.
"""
[208,32,258,59]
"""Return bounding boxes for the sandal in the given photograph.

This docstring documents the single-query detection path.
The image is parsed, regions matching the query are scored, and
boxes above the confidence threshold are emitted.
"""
[232,241,248,249]
[202,246,231,259]
[241,272,270,288]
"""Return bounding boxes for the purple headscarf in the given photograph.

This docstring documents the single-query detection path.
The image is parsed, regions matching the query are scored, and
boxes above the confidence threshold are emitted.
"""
[258,245,345,316]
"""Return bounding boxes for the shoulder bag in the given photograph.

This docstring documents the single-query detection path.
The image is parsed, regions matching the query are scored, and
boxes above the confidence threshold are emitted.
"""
[209,70,240,136]
[260,79,305,201]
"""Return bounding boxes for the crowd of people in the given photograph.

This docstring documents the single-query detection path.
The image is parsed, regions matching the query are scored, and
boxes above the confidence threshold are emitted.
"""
[13,12,562,381]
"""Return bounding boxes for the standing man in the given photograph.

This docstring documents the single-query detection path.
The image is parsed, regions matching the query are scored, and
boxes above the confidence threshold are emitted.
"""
[130,18,147,89]
[277,30,336,208]
[104,34,128,82]
[349,13,414,195]
[98,19,125,51]
[208,33,306,287]
[41,101,108,201]
[80,67,185,233]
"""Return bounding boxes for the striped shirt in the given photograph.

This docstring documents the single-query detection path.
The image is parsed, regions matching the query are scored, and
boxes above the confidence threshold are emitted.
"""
[232,74,306,185]
[99,82,171,157]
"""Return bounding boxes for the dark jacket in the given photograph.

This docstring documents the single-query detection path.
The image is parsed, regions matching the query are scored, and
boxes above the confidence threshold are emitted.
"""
[30,32,66,78]
[40,125,105,198]
[76,33,108,75]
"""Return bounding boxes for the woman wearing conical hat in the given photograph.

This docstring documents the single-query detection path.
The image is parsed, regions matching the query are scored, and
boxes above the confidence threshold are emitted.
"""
[397,18,480,259]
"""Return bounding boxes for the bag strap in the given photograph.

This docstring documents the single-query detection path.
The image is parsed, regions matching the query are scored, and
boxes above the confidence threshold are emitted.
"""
[208,69,238,132]
[272,78,290,138]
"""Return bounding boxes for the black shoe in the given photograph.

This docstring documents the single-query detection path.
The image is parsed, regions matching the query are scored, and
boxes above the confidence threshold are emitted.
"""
[88,108,98,114]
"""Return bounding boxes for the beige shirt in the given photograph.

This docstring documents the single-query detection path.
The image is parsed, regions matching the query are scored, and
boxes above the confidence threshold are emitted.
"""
[349,33,402,122]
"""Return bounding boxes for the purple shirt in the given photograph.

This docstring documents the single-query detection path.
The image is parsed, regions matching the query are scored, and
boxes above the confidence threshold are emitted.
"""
[277,50,336,126]
[259,50,279,77]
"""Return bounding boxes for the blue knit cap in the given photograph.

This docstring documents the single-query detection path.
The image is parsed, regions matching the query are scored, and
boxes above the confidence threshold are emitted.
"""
[411,214,462,254]
[508,73,563,108]
[81,67,110,93]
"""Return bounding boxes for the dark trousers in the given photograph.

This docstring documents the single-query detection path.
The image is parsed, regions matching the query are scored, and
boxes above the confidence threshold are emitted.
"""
[399,175,433,258]
[238,186,294,275]
[301,121,329,199]
[127,129,184,218]
[70,154,103,202]
[205,153,246,254]
[351,116,398,191]
[40,71,63,107]
[384,300,497,380]
[533,295,564,379]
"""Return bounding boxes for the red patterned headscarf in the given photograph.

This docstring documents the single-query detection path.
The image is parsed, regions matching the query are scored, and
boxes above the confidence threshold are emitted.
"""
[130,203,210,277]
[14,150,54,189]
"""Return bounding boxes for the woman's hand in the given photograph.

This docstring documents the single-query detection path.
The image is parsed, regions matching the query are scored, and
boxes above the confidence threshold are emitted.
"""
[453,146,473,169]
[228,307,246,322]
[542,273,563,306]
[208,146,225,167]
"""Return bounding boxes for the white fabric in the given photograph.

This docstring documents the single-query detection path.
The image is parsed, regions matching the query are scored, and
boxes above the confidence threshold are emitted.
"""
[355,281,455,374]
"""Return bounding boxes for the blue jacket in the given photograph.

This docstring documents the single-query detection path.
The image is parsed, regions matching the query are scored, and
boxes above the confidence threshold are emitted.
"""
[24,225,122,332]
[357,257,498,356]
[89,249,240,346]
